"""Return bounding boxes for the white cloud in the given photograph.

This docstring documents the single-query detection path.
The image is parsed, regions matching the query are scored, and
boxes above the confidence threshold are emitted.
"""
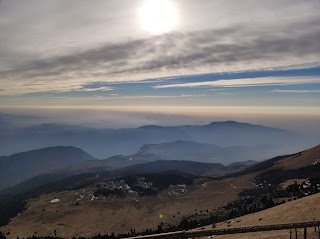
[81,86,113,92]
[154,76,320,89]
[1,1,320,100]
[94,94,207,100]
[271,89,320,93]
[0,79,113,96]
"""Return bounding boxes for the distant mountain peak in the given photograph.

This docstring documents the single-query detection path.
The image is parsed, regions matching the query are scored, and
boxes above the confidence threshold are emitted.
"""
[207,121,250,127]
[206,120,286,132]
[138,125,165,129]
[11,146,92,158]
[0,146,96,190]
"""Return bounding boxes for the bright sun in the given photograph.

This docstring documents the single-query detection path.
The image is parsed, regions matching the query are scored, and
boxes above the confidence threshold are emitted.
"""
[139,0,178,35]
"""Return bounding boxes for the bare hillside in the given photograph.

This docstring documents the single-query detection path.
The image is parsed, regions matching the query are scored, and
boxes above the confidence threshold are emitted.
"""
[1,144,319,239]
[197,193,320,239]
[274,145,320,170]
[0,174,255,239]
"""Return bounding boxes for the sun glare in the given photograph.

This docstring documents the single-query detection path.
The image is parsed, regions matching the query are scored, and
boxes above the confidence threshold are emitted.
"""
[138,0,178,35]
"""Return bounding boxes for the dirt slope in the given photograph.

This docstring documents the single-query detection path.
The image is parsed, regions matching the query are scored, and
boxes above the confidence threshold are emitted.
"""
[274,145,320,170]
[197,193,320,239]
[0,174,255,239]
[1,145,319,239]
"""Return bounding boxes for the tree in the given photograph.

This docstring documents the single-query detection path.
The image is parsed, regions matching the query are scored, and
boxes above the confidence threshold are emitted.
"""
[0,232,6,239]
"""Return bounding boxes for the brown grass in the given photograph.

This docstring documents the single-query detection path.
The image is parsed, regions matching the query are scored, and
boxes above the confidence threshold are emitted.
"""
[274,145,320,170]
[3,144,319,239]
[0,174,255,239]
[278,179,306,190]
[195,193,320,239]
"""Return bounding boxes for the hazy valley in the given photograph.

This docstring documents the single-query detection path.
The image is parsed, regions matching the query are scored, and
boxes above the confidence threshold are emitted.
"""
[1,1,320,237]
[0,120,319,238]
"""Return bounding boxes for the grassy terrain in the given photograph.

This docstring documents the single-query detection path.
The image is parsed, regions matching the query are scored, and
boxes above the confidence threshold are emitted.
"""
[196,193,320,239]
[1,144,319,239]
[0,174,254,238]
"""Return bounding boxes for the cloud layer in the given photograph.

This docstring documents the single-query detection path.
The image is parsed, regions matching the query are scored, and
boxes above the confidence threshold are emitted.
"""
[0,0,319,107]
[154,76,320,88]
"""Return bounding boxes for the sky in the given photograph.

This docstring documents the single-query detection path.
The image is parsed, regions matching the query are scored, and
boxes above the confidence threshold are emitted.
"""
[0,0,320,127]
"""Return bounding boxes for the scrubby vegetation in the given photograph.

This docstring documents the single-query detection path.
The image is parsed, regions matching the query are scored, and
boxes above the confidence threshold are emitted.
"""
[169,172,320,231]
[0,231,6,239]
[0,172,101,226]
[0,171,195,227]
[1,156,319,237]
[94,173,194,198]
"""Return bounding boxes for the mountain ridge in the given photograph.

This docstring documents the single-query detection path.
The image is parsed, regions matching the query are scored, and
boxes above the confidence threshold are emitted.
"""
[0,120,302,158]
[0,146,96,190]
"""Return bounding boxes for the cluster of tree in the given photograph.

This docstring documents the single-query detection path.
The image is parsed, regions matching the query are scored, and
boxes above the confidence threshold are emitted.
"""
[0,194,27,226]
[0,172,105,227]
[255,164,320,187]
[277,176,320,198]
[121,173,194,191]
[0,231,6,239]
[0,170,195,227]
[94,173,194,198]
[140,173,194,190]
[93,188,126,198]
[164,176,319,231]
[4,173,320,239]
[1,162,319,237]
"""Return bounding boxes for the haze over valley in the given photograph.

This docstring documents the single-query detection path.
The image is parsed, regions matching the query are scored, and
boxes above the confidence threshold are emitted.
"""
[0,0,320,238]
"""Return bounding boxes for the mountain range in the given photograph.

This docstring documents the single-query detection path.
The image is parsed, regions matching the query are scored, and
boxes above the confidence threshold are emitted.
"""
[0,144,257,194]
[137,140,275,164]
[0,120,309,192]
[0,121,303,158]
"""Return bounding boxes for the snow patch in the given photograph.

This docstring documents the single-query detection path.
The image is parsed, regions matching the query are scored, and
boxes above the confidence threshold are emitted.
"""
[91,195,98,201]
[313,159,320,166]
[76,195,85,201]
[50,199,60,203]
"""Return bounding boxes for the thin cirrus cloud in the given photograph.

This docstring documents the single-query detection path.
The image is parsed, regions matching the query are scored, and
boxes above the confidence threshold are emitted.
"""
[0,0,320,108]
[0,81,113,96]
[81,86,113,92]
[153,76,320,89]
[94,94,207,100]
[271,89,320,93]
[1,15,320,96]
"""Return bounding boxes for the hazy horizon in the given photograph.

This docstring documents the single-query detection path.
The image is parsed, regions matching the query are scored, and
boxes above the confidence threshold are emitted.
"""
[1,106,320,136]
[0,0,319,114]
[1,1,320,238]
[1,1,319,138]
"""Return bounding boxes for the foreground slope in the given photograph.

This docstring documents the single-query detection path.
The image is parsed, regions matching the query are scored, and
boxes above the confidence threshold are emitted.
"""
[1,144,319,238]
[0,173,255,238]
[197,193,320,239]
